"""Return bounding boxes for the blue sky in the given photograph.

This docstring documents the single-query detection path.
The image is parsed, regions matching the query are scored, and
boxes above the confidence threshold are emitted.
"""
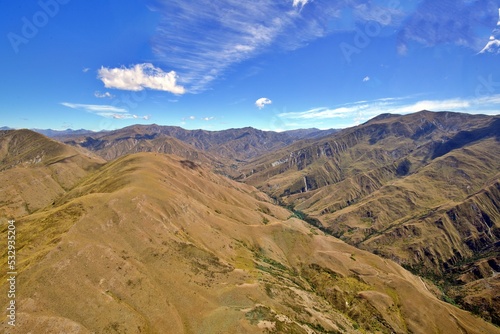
[1,0,500,131]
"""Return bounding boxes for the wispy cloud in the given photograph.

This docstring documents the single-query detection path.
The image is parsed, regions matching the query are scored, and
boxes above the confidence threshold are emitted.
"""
[479,8,500,54]
[98,63,185,94]
[61,103,126,113]
[61,102,150,120]
[398,1,499,53]
[256,97,272,109]
[278,95,500,127]
[149,0,339,92]
[292,0,309,10]
[147,0,499,93]
[94,91,114,99]
[363,76,370,82]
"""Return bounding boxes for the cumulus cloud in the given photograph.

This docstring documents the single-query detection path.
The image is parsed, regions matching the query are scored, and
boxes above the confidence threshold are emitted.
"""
[98,63,185,94]
[363,76,370,82]
[61,102,150,120]
[255,97,272,109]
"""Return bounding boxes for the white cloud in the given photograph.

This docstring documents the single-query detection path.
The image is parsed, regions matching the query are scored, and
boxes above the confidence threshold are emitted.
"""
[398,1,499,53]
[189,116,196,120]
[256,97,272,109]
[61,102,126,113]
[202,117,214,121]
[293,0,309,9]
[479,37,500,54]
[94,91,114,99]
[98,63,185,94]
[61,102,150,120]
[479,8,500,54]
[363,76,370,82]
[397,43,408,56]
[146,1,498,93]
[82,68,90,73]
[278,95,500,126]
[280,106,363,120]
[353,3,403,26]
[150,0,340,92]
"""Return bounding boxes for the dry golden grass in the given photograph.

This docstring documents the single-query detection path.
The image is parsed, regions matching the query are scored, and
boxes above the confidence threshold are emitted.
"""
[0,151,498,333]
[0,130,105,217]
[241,111,500,325]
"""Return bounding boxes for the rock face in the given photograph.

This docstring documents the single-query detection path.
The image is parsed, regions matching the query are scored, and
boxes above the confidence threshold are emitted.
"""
[242,111,500,323]
[1,150,498,333]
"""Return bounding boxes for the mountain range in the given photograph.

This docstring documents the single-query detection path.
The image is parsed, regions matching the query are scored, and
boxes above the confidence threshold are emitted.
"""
[0,110,499,333]
[241,110,500,324]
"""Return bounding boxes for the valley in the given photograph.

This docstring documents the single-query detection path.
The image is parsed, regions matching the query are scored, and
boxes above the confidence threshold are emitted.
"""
[1,110,499,333]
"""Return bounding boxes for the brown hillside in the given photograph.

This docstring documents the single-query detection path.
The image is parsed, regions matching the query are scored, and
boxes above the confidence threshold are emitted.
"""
[1,152,498,333]
[241,110,500,323]
[58,124,334,162]
[0,130,105,217]
[61,125,218,163]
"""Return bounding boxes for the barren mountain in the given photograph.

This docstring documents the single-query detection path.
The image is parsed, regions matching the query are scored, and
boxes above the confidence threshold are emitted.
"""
[1,141,498,332]
[242,110,500,323]
[0,129,105,217]
[33,128,97,138]
[60,125,219,163]
[58,124,335,162]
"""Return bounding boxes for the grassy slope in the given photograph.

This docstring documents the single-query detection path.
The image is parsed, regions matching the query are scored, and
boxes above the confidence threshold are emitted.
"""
[0,130,105,217]
[0,152,498,333]
[241,111,500,324]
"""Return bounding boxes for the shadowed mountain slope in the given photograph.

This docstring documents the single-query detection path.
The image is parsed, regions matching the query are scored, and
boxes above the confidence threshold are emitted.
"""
[58,124,336,162]
[241,110,500,323]
[1,152,498,333]
[61,125,219,163]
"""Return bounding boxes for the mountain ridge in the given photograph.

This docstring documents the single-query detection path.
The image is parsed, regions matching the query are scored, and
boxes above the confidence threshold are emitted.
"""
[43,124,336,162]
[239,110,500,324]
[1,110,500,330]
[0,129,105,217]
[1,150,498,333]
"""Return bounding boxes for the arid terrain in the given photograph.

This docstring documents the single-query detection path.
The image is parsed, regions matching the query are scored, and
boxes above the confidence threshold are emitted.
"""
[0,110,499,333]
